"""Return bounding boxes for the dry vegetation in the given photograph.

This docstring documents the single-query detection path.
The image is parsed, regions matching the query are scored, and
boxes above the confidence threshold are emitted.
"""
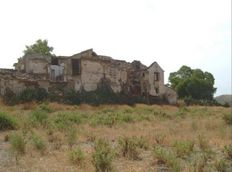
[0,98,231,172]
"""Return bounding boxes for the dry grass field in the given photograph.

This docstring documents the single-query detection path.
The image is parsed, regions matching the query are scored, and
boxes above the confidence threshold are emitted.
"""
[0,99,231,172]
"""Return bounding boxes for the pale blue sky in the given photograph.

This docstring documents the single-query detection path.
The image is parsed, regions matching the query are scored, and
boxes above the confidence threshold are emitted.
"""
[0,0,231,96]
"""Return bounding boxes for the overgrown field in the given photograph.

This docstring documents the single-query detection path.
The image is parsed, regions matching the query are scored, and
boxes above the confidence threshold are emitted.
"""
[0,99,231,172]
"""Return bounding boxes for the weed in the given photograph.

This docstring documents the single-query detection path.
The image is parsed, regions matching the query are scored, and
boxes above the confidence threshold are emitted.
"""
[0,111,17,130]
[175,106,188,118]
[173,140,194,158]
[224,145,232,160]
[198,134,210,152]
[192,154,208,172]
[153,145,181,172]
[29,109,48,127]
[67,127,77,148]
[38,103,53,113]
[92,139,114,172]
[154,133,166,145]
[69,147,85,166]
[53,113,84,130]
[135,136,149,150]
[118,136,140,160]
[9,132,26,162]
[214,159,228,172]
[223,112,232,125]
[31,133,46,152]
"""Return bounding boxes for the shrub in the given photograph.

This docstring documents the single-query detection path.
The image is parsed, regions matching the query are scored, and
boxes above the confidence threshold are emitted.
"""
[0,111,17,130]
[173,140,194,158]
[224,145,232,160]
[38,103,53,113]
[31,133,46,152]
[134,136,149,150]
[54,113,84,130]
[118,137,140,160]
[19,88,48,102]
[69,147,85,166]
[198,134,210,152]
[153,145,181,172]
[154,133,166,145]
[223,113,232,125]
[3,88,18,105]
[92,139,114,172]
[10,132,26,162]
[29,110,48,127]
[214,159,228,172]
[67,127,77,148]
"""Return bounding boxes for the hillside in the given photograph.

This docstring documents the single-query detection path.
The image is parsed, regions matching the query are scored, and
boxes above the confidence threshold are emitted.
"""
[215,94,232,106]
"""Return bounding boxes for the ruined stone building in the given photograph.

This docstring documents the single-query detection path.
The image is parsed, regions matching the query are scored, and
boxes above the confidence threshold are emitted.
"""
[0,49,177,104]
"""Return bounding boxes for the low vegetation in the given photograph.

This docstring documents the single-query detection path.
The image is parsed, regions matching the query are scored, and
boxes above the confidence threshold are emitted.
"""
[0,101,231,171]
[0,111,17,130]
[69,147,85,166]
[92,139,115,172]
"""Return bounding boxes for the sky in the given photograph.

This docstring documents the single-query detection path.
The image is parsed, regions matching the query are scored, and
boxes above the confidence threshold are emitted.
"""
[0,0,231,96]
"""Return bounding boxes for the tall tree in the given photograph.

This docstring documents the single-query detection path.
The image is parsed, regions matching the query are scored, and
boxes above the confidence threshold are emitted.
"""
[169,66,216,100]
[23,39,54,56]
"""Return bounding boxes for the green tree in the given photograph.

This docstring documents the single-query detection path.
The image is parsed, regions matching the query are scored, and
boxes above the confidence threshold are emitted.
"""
[23,39,54,56]
[169,66,216,100]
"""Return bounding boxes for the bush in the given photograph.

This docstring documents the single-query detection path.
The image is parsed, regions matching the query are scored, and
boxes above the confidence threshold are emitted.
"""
[198,134,210,152]
[29,110,48,127]
[92,139,114,172]
[118,137,140,160]
[153,145,181,172]
[0,111,17,130]
[173,140,194,158]
[19,88,48,103]
[54,113,84,130]
[223,113,232,125]
[224,145,232,160]
[2,88,18,105]
[67,127,77,148]
[10,132,26,162]
[214,159,228,172]
[69,147,85,166]
[31,133,46,152]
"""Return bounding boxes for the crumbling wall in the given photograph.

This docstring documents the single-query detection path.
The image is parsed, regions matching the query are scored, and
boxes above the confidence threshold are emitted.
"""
[162,86,177,104]
[81,59,104,91]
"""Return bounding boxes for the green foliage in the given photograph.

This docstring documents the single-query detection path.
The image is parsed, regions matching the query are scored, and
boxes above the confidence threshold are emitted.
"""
[31,133,46,151]
[223,112,232,125]
[153,145,181,172]
[23,39,54,56]
[19,88,48,102]
[172,140,194,158]
[38,103,53,113]
[69,147,85,166]
[224,145,232,160]
[10,132,26,156]
[169,65,216,100]
[0,111,17,130]
[29,110,48,127]
[92,139,114,172]
[67,127,77,148]
[54,113,84,130]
